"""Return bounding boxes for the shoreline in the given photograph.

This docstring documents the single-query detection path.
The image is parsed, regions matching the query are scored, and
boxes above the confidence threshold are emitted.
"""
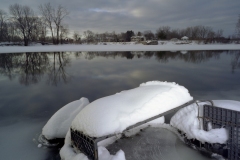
[0,43,240,54]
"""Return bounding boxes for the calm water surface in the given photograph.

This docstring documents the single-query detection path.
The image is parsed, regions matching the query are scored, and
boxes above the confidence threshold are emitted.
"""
[0,51,239,160]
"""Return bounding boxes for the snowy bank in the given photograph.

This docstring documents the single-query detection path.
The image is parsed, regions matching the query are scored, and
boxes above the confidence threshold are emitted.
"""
[1,43,240,54]
[170,100,240,144]
[42,97,89,140]
[71,81,193,137]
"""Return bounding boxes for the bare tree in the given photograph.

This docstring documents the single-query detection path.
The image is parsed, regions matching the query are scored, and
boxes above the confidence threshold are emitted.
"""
[156,26,170,40]
[53,5,69,44]
[59,24,69,44]
[191,26,200,39]
[6,22,21,42]
[73,31,81,43]
[37,18,47,43]
[0,9,8,42]
[9,4,37,46]
[39,3,55,43]
[83,30,94,43]
[39,3,69,44]
[198,26,209,39]
[215,29,223,38]
[143,30,154,40]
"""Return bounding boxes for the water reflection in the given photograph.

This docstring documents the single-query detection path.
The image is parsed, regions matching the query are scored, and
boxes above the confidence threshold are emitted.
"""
[18,53,49,85]
[0,50,239,85]
[47,52,71,86]
[0,52,71,86]
[231,52,240,73]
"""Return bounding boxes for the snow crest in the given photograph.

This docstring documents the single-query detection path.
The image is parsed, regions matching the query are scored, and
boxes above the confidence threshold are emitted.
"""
[42,97,89,139]
[71,81,193,137]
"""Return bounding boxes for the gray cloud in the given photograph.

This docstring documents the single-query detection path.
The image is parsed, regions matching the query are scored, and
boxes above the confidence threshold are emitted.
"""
[1,0,239,36]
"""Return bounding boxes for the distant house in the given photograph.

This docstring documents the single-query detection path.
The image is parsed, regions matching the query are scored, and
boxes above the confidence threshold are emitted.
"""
[181,36,189,41]
[131,36,146,42]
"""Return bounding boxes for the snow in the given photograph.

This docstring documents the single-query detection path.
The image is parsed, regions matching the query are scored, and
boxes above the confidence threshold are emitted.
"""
[42,97,89,140]
[212,100,240,112]
[181,36,189,40]
[170,100,240,144]
[0,42,240,54]
[71,81,193,137]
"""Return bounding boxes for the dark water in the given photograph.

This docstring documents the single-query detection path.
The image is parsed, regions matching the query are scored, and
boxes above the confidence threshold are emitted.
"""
[0,51,239,160]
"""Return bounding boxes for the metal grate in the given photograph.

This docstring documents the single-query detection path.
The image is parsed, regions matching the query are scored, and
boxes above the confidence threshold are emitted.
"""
[71,128,98,160]
[203,105,240,160]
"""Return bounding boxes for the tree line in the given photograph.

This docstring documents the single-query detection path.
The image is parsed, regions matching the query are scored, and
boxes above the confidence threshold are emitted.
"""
[0,3,240,45]
[0,3,68,46]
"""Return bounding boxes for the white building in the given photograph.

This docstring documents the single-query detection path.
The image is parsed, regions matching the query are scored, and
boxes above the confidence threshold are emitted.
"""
[131,36,146,42]
[181,36,189,41]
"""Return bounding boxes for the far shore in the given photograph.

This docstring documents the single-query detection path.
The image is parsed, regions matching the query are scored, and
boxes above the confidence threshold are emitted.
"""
[0,42,240,54]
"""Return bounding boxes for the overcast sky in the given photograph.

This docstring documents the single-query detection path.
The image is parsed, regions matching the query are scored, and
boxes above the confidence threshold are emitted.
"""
[1,0,240,36]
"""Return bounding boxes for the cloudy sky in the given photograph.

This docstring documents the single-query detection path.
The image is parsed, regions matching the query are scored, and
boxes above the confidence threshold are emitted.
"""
[1,0,240,36]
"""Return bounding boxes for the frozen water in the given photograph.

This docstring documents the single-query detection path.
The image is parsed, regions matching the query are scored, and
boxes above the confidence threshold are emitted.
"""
[107,127,213,160]
[0,118,60,160]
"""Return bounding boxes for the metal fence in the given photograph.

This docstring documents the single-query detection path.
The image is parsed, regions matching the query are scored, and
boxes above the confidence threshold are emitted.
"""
[203,105,240,160]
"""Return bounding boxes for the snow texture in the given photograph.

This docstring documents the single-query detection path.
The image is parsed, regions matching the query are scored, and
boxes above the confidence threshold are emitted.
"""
[170,100,240,144]
[1,42,240,54]
[42,97,89,139]
[71,81,193,137]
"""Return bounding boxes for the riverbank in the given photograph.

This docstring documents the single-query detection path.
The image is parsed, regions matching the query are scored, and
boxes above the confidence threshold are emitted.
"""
[0,41,240,53]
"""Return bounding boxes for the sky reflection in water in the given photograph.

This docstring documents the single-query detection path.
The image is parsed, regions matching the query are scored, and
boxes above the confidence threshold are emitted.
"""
[0,50,240,160]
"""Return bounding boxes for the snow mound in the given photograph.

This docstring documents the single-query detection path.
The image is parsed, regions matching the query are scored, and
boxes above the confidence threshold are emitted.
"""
[60,130,126,160]
[170,100,239,144]
[71,81,193,137]
[42,97,89,139]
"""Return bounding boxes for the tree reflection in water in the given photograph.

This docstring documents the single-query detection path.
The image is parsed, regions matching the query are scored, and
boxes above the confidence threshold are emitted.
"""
[47,52,71,86]
[0,52,71,86]
[230,51,240,73]
[0,53,15,80]
[18,52,49,85]
[0,50,239,86]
